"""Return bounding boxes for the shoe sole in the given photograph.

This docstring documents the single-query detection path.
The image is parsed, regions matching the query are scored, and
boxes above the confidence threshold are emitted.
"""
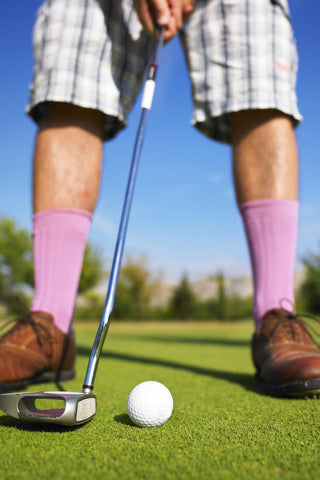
[255,373,320,399]
[0,369,75,394]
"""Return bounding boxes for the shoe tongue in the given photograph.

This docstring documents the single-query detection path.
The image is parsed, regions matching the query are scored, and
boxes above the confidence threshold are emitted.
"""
[260,309,288,331]
[30,311,54,324]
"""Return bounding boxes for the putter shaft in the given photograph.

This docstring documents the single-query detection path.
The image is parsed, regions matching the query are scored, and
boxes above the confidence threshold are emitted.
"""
[0,29,164,427]
[83,28,165,394]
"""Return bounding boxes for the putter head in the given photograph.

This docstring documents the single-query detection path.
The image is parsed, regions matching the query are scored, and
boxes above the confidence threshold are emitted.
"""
[0,391,96,426]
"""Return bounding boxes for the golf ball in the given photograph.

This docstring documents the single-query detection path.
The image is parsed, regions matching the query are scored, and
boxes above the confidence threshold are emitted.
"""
[127,381,173,427]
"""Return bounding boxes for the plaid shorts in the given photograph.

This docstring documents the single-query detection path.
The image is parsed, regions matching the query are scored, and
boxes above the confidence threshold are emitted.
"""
[27,0,301,144]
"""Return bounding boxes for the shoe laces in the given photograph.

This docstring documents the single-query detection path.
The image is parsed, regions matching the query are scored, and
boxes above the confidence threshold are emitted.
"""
[272,301,320,346]
[0,311,57,356]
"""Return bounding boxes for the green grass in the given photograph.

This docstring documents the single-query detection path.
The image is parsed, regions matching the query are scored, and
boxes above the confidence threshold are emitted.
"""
[1,320,320,480]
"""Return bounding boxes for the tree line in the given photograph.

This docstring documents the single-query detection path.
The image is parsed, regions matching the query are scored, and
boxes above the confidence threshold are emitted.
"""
[1,217,320,321]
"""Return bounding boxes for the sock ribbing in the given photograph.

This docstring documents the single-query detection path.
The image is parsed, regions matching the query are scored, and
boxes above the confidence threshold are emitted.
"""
[31,209,92,334]
[240,199,298,327]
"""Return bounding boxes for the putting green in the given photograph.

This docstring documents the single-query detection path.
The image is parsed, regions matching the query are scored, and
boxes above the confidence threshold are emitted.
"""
[0,320,319,480]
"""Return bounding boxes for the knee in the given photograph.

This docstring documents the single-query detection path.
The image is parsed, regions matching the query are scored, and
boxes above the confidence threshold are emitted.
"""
[230,109,294,145]
[39,102,104,138]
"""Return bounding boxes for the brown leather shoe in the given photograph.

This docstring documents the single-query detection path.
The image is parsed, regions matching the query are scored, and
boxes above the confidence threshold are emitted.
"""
[252,308,320,397]
[0,311,75,392]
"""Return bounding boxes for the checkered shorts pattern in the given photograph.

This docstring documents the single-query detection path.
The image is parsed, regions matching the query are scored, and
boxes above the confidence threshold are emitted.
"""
[27,0,301,144]
[181,0,301,142]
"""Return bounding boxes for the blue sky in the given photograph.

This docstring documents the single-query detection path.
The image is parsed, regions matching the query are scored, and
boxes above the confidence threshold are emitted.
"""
[1,1,320,282]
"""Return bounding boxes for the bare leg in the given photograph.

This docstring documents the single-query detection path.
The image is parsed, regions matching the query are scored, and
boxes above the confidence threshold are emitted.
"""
[31,103,104,333]
[33,103,104,213]
[0,104,105,389]
[230,109,299,324]
[230,109,298,205]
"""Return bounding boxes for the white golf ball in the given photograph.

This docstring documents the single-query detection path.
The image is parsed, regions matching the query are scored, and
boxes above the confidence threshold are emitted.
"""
[127,381,173,427]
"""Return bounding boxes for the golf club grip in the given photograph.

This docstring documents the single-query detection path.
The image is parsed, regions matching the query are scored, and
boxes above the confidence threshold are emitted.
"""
[82,28,165,393]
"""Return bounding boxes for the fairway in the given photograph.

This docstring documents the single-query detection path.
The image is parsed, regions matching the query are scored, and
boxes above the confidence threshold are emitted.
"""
[1,320,319,480]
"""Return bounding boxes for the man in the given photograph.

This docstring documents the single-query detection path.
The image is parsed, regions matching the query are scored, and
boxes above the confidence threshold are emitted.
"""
[1,0,320,398]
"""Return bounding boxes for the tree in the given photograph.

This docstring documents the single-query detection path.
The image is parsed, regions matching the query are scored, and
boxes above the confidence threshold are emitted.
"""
[215,271,227,320]
[170,273,196,320]
[0,218,34,312]
[0,217,105,313]
[298,248,320,314]
[78,244,104,293]
[113,254,161,320]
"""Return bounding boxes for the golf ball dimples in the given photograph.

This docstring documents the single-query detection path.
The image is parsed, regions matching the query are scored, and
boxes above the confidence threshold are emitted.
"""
[127,381,173,427]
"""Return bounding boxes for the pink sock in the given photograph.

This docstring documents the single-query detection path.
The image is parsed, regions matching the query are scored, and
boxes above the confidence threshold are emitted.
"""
[240,199,299,327]
[31,209,92,334]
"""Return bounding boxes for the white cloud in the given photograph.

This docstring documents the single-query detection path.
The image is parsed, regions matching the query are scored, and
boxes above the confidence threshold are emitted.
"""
[224,188,235,201]
[91,212,117,239]
[299,222,320,236]
[208,174,223,185]
[299,203,320,217]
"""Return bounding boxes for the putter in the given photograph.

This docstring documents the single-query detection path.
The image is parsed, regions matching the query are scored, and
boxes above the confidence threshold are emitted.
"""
[0,28,165,426]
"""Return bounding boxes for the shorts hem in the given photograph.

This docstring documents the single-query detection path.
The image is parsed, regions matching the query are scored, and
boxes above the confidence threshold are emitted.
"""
[192,103,302,144]
[26,96,127,141]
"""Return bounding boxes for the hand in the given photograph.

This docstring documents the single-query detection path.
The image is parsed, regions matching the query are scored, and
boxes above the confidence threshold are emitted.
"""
[133,0,194,43]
